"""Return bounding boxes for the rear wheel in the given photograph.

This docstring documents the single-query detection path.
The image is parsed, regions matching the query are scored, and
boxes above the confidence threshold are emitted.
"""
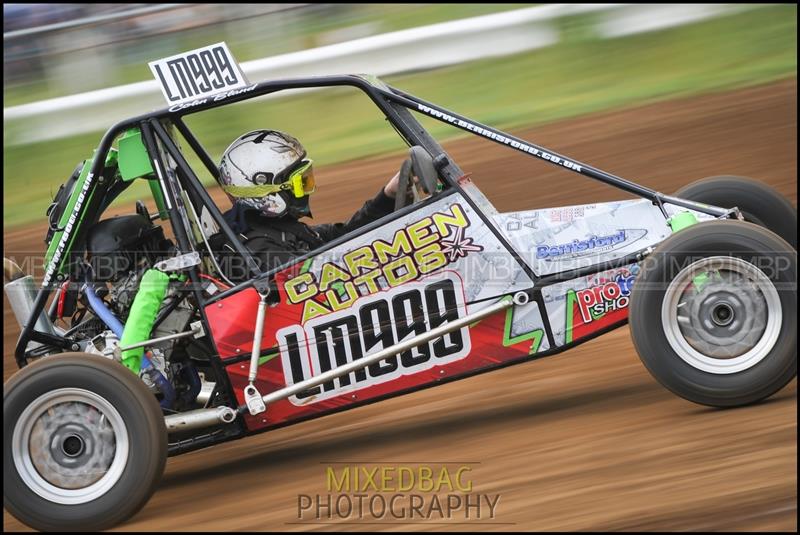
[4,353,167,531]
[675,175,797,249]
[629,221,797,407]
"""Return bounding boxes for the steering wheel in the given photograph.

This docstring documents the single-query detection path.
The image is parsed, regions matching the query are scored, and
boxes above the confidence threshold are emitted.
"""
[394,146,439,211]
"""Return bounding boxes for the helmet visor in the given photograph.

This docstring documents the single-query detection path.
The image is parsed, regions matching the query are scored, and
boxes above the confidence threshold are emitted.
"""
[290,160,315,198]
[220,159,315,199]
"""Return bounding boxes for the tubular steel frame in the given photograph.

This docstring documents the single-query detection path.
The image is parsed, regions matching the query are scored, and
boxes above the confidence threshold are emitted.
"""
[14,75,735,452]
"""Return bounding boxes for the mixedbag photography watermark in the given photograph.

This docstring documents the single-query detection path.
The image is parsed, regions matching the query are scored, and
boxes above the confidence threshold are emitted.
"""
[295,462,502,524]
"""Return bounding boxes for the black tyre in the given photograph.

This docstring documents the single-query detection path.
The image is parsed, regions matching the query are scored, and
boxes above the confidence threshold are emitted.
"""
[4,353,167,531]
[675,175,797,249]
[629,221,797,407]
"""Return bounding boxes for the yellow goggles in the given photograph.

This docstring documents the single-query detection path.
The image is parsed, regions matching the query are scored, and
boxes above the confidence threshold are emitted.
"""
[222,160,316,199]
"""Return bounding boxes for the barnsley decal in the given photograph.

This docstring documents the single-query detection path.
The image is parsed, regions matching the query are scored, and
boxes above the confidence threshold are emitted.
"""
[278,272,471,405]
[416,103,582,172]
[536,229,647,261]
[283,203,483,324]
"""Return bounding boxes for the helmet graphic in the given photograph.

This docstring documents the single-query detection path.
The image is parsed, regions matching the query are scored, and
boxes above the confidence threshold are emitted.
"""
[218,130,316,218]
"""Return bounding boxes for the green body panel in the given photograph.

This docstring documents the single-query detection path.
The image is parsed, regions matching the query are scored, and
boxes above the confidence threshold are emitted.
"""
[43,148,121,276]
[149,178,169,220]
[43,157,93,270]
[666,211,709,290]
[43,127,170,279]
[118,127,168,219]
[120,269,171,372]
[667,211,699,233]
[118,128,154,181]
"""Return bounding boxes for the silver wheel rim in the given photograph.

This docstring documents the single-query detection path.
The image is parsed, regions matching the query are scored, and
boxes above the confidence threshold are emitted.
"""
[12,388,129,505]
[661,256,782,374]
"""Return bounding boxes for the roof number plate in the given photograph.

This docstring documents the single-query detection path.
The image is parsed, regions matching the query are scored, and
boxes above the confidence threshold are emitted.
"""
[149,42,249,106]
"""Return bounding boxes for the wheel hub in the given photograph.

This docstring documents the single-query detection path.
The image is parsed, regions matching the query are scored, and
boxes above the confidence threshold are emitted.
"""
[61,433,86,458]
[661,256,782,374]
[710,302,734,327]
[50,424,92,468]
[680,272,768,359]
[30,401,116,490]
[12,388,128,504]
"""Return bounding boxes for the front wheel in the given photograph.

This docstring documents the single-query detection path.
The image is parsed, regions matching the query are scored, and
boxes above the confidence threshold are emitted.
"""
[629,221,797,407]
[675,175,797,249]
[3,353,167,531]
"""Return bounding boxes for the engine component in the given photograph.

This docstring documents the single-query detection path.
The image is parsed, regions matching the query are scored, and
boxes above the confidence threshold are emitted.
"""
[154,251,201,273]
[140,349,176,409]
[152,292,194,353]
[86,214,170,282]
[196,381,216,406]
[83,269,176,409]
[120,269,171,372]
[109,270,141,318]
[146,348,168,378]
[174,361,202,407]
[82,278,125,338]
[85,330,121,361]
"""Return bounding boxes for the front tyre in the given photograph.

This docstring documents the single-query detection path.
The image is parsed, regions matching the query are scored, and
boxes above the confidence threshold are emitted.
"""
[629,221,796,407]
[675,175,797,249]
[4,353,167,531]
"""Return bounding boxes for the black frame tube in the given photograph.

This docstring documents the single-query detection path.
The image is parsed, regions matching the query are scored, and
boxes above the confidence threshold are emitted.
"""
[150,118,262,283]
[173,117,221,181]
[381,86,730,217]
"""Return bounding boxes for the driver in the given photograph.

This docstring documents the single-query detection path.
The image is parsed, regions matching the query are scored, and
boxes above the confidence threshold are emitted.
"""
[210,130,408,283]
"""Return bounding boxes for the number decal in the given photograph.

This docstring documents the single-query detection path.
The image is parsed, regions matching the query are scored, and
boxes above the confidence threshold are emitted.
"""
[278,272,470,405]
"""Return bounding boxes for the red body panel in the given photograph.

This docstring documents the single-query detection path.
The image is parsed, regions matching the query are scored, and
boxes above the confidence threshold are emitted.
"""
[205,267,541,431]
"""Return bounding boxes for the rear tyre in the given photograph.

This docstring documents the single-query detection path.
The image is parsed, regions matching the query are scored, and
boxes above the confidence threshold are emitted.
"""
[4,353,167,531]
[675,175,797,249]
[629,221,796,407]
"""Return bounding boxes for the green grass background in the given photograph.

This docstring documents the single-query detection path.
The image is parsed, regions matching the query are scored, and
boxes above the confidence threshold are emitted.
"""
[3,4,797,228]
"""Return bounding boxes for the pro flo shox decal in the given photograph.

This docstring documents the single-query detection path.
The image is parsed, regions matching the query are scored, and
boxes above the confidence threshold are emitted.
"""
[541,264,641,346]
[277,271,471,406]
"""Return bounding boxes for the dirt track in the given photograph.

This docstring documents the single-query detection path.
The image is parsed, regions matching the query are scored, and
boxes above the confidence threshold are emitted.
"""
[3,79,797,531]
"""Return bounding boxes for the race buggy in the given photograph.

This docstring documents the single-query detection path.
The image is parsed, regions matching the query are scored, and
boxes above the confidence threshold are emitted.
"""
[4,71,797,531]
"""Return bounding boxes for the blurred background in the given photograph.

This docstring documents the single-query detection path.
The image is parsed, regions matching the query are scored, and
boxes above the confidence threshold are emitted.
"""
[3,3,796,229]
[3,5,797,532]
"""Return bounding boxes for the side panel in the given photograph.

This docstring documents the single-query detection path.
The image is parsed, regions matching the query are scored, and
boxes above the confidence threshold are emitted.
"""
[43,158,96,286]
[496,199,715,344]
[205,194,544,430]
[493,199,707,276]
[542,264,640,347]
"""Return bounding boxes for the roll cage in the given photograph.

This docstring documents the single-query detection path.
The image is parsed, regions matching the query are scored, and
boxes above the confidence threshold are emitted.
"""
[15,73,733,368]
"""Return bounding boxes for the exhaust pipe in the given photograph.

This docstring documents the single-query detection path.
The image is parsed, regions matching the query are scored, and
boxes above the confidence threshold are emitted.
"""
[164,406,237,433]
[3,258,59,337]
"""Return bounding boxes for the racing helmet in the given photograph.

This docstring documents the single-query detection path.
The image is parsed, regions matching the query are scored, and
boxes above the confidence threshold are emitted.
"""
[218,130,316,218]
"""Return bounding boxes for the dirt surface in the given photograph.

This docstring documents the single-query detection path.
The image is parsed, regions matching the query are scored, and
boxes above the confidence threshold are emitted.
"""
[3,79,797,531]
